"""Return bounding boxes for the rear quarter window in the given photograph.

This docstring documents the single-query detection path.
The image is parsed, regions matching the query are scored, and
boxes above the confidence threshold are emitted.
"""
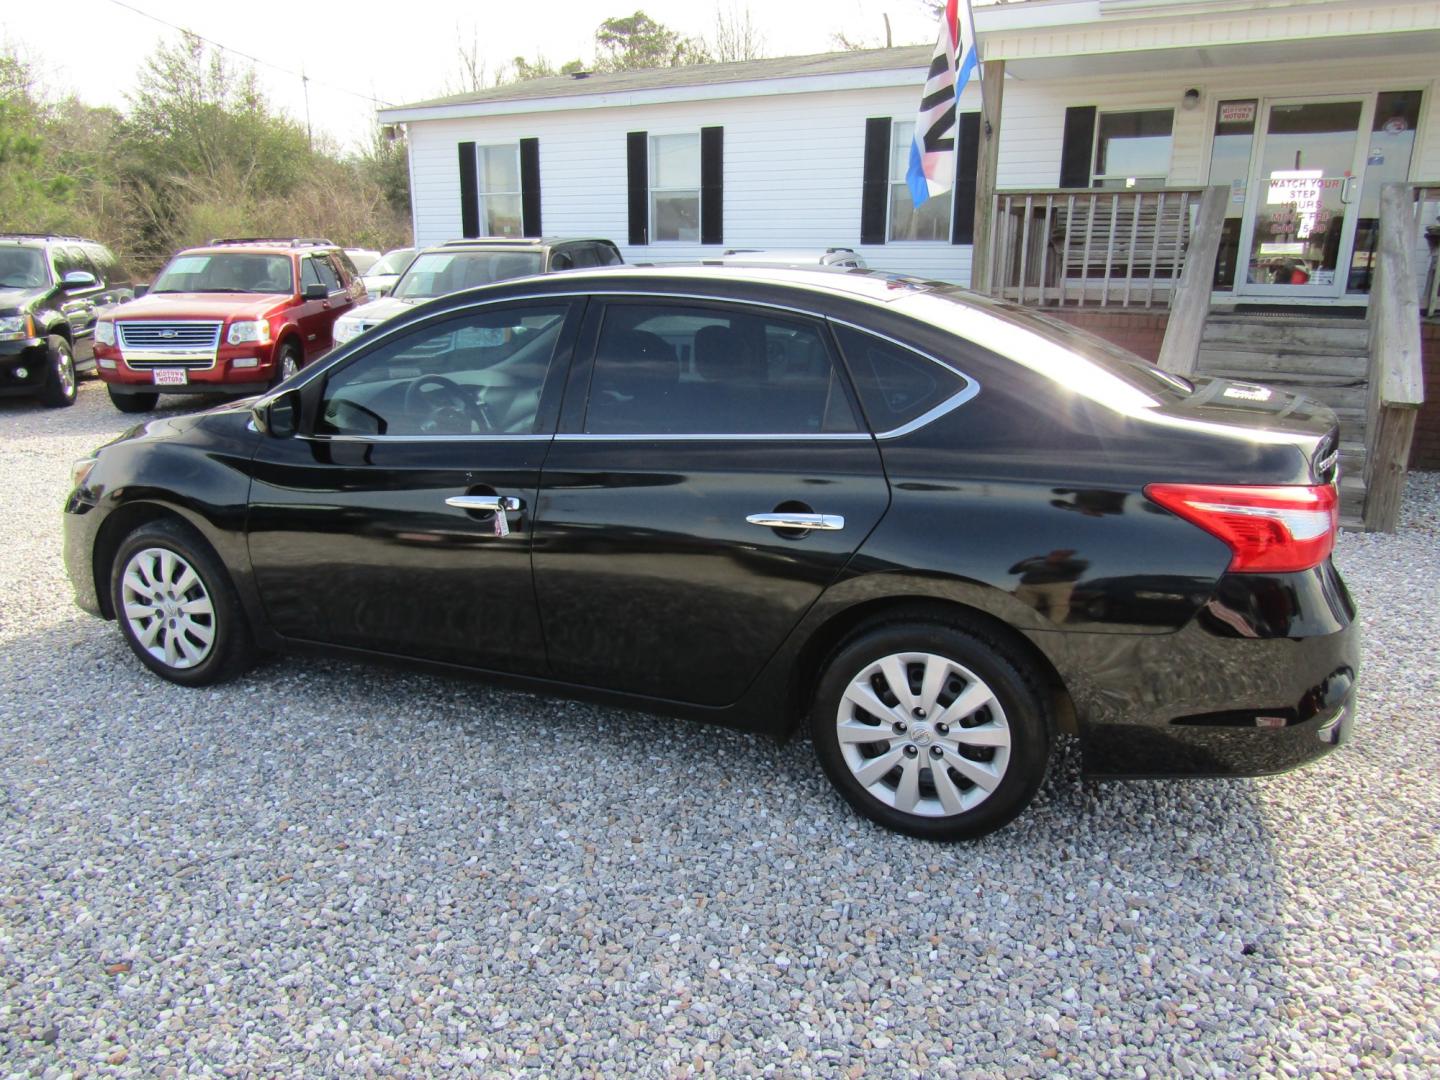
[831,324,970,433]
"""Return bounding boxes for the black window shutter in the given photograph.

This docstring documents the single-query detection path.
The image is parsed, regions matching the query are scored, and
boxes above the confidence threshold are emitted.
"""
[458,141,480,238]
[700,126,724,245]
[1059,106,1098,189]
[951,112,981,245]
[627,131,649,246]
[519,138,541,237]
[860,117,891,246]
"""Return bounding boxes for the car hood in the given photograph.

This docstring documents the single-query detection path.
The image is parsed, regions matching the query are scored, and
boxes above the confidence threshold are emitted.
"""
[345,295,414,324]
[0,285,46,315]
[110,292,288,321]
[103,395,260,451]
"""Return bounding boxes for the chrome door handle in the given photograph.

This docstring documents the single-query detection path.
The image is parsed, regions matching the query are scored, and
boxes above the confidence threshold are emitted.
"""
[1340,176,1358,204]
[445,495,524,512]
[745,513,845,531]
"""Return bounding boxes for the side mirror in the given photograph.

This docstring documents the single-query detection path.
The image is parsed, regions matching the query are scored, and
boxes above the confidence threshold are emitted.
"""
[133,282,150,299]
[62,270,98,290]
[303,282,328,300]
[252,389,300,438]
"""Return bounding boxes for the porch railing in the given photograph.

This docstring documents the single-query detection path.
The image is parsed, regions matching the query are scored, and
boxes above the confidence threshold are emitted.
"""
[1364,182,1428,533]
[981,186,1208,308]
[1416,184,1440,318]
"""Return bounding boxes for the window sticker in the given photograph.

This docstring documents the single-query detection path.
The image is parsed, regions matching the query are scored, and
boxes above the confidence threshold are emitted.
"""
[1219,102,1255,124]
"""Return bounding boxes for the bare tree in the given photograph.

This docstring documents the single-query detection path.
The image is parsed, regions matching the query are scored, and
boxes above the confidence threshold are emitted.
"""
[449,26,491,95]
[709,4,766,63]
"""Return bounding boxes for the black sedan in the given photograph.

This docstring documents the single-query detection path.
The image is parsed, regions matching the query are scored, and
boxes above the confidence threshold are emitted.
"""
[63,267,1358,840]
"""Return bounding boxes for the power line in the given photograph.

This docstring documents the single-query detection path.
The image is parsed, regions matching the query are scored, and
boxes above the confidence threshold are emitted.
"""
[103,0,393,108]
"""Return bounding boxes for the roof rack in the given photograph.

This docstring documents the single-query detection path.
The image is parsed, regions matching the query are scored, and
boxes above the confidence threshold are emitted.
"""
[206,237,336,248]
[0,232,96,243]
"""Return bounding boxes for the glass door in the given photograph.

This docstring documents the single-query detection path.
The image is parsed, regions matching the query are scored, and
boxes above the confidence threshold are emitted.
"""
[1234,98,1372,299]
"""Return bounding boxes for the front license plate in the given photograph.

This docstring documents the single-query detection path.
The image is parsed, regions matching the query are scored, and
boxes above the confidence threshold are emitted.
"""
[152,369,188,386]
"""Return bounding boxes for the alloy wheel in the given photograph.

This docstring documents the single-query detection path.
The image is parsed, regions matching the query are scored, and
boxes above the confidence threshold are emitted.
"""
[834,651,1012,818]
[57,350,75,398]
[119,547,216,670]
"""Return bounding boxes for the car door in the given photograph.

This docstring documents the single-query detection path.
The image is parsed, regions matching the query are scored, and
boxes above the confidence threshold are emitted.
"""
[54,245,103,346]
[295,256,335,361]
[247,298,582,674]
[531,297,891,706]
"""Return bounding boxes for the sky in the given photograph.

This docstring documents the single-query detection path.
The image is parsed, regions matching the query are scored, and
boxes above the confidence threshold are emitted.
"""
[2,0,940,153]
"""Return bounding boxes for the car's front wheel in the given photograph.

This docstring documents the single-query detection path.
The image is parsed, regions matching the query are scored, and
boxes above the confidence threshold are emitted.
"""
[811,619,1051,841]
[110,520,256,687]
[38,335,77,408]
[271,342,301,388]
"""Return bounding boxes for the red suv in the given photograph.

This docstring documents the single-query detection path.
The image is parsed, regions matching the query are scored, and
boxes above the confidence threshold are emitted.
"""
[94,238,365,412]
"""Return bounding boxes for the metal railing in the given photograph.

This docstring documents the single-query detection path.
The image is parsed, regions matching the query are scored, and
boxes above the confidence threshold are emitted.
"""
[982,187,1207,308]
[1415,185,1440,318]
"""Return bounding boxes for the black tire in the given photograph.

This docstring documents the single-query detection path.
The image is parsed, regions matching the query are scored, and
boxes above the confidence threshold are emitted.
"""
[811,619,1052,841]
[110,519,256,687]
[270,342,302,388]
[38,335,77,408]
[109,386,159,413]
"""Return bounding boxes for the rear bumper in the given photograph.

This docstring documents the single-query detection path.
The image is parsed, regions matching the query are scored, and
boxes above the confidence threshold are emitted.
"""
[1037,562,1360,778]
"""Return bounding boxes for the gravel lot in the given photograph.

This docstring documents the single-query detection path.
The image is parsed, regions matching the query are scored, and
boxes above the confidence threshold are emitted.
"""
[1,380,1437,1077]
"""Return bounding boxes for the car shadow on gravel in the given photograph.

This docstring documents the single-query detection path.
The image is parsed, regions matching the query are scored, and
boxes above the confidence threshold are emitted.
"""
[0,380,219,437]
[3,621,1296,1071]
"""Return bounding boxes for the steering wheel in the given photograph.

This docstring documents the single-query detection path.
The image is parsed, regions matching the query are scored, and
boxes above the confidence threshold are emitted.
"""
[404,374,473,435]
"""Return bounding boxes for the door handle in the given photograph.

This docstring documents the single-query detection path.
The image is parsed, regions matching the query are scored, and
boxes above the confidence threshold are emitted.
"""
[1340,176,1358,205]
[745,513,844,531]
[446,495,524,513]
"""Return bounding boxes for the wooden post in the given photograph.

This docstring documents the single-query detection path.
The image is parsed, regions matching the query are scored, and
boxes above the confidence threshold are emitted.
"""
[1362,183,1426,533]
[969,59,1004,293]
[1156,185,1227,379]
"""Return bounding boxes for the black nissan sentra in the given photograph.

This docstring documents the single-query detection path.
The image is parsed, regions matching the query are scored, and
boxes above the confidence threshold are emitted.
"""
[63,267,1357,840]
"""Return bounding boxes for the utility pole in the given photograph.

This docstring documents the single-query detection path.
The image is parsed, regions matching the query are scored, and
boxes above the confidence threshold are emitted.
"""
[302,68,313,151]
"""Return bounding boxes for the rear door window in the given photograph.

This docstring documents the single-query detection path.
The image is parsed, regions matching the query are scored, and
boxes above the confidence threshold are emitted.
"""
[583,302,860,436]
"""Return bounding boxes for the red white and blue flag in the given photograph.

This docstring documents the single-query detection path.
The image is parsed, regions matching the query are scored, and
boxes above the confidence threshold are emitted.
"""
[905,0,981,208]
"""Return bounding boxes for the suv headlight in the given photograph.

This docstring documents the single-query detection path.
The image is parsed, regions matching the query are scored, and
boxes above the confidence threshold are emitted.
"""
[0,314,35,341]
[95,320,115,346]
[227,319,272,346]
[333,318,361,344]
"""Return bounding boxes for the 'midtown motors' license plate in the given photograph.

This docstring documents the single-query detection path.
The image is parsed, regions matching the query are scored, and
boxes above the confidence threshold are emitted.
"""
[152,369,188,386]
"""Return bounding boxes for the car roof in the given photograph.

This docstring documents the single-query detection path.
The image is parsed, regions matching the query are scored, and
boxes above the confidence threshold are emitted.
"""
[180,244,325,257]
[433,236,616,251]
[484,263,935,303]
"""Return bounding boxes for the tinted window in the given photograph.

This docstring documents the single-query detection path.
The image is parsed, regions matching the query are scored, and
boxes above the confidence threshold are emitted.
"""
[318,303,572,437]
[314,255,342,292]
[584,303,859,436]
[301,258,324,289]
[596,243,623,266]
[0,247,47,287]
[832,324,969,432]
[52,246,81,279]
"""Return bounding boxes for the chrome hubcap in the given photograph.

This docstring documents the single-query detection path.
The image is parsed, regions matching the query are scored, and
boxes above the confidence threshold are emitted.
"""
[120,548,216,669]
[281,354,298,380]
[58,351,74,396]
[836,652,1011,818]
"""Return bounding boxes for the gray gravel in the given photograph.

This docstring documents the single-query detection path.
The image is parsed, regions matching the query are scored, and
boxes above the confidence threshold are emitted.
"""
[2,380,1438,1077]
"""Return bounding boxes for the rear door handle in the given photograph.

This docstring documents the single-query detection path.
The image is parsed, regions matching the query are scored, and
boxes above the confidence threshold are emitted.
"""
[446,495,524,513]
[745,513,844,531]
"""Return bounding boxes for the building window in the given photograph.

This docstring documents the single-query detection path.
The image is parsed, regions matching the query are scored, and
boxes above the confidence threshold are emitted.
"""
[650,133,700,242]
[888,120,950,242]
[478,144,523,237]
[1093,110,1174,189]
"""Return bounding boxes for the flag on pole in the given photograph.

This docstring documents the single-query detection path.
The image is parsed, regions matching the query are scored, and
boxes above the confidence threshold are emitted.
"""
[905,0,981,209]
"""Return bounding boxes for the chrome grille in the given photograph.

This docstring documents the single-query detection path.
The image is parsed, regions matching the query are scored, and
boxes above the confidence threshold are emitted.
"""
[117,320,222,369]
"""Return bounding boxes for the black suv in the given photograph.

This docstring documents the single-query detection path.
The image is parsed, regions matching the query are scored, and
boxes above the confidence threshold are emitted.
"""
[0,234,135,407]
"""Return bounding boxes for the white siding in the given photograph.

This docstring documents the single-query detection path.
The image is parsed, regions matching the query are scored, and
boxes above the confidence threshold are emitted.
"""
[404,49,1440,287]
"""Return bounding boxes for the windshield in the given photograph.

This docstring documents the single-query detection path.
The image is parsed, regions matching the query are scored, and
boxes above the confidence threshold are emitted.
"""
[0,247,48,288]
[151,252,295,294]
[392,250,543,300]
[370,248,417,276]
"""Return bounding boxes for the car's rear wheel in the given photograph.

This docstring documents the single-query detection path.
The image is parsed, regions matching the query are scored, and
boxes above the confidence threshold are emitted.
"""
[811,620,1051,841]
[109,386,158,413]
[38,335,77,408]
[110,520,255,687]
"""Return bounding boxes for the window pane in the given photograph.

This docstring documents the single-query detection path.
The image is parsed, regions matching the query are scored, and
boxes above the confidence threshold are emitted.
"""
[652,191,700,242]
[153,253,293,294]
[481,194,524,237]
[393,250,543,299]
[314,256,341,291]
[1096,110,1174,180]
[480,145,519,193]
[888,182,950,241]
[319,303,571,436]
[651,133,700,189]
[890,120,915,179]
[833,324,968,431]
[585,304,858,435]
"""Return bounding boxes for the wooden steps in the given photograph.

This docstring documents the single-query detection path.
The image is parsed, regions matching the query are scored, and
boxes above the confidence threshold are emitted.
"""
[1195,313,1371,529]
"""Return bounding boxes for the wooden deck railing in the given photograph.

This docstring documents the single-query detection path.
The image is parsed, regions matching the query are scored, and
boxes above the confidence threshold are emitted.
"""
[1415,185,1440,318]
[1363,183,1428,533]
[981,186,1209,308]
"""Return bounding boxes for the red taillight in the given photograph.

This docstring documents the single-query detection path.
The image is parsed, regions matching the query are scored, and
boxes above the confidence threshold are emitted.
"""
[1144,483,1338,573]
